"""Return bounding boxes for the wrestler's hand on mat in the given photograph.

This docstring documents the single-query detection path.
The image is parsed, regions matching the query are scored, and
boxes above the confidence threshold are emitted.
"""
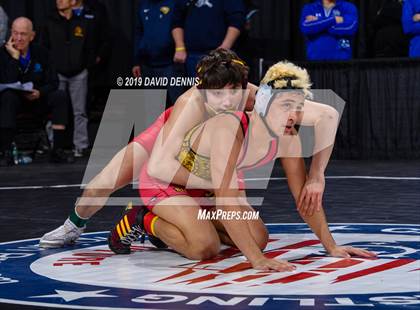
[297,175,325,217]
[328,245,377,259]
[251,257,296,272]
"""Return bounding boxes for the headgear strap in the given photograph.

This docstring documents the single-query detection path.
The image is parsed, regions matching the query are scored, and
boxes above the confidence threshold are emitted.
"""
[255,76,303,117]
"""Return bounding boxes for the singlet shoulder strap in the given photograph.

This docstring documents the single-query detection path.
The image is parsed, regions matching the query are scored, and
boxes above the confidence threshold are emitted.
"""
[219,111,250,167]
[219,111,250,137]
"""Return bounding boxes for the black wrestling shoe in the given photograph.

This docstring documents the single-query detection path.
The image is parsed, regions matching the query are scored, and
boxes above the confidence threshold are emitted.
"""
[108,204,147,254]
[108,204,167,254]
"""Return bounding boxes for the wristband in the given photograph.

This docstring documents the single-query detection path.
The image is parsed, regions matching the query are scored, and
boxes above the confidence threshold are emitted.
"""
[175,47,186,52]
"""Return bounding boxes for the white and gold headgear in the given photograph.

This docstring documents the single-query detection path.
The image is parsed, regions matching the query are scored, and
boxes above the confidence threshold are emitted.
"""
[255,61,312,117]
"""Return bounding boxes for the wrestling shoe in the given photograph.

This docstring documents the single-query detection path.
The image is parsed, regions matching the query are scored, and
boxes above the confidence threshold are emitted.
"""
[39,218,85,248]
[108,204,167,254]
[108,204,146,254]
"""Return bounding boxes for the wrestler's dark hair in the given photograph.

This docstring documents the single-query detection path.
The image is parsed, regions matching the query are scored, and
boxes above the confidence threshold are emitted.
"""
[196,49,249,90]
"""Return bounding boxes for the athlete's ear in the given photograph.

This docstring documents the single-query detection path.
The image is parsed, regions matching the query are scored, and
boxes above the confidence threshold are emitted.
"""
[30,31,36,43]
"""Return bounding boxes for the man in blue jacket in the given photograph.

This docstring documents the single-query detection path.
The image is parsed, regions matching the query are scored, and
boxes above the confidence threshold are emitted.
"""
[1,17,74,166]
[133,0,182,105]
[171,0,245,77]
[300,0,358,61]
[402,0,420,57]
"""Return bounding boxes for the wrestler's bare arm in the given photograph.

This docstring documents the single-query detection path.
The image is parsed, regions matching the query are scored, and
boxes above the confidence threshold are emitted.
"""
[210,115,265,260]
[208,115,295,271]
[293,100,340,215]
[298,99,339,173]
[280,147,376,258]
[280,156,336,250]
[148,83,257,189]
[147,87,215,189]
[280,133,336,252]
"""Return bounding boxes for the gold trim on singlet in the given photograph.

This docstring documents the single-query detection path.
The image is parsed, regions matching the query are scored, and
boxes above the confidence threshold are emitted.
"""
[177,124,212,180]
[176,111,249,181]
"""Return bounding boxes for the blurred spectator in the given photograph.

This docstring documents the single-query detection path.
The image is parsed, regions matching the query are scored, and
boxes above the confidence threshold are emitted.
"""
[236,0,259,80]
[0,17,73,167]
[73,0,111,66]
[42,0,96,157]
[72,0,112,117]
[172,0,245,77]
[370,0,408,57]
[300,0,358,61]
[133,0,183,106]
[402,0,420,57]
[0,4,8,44]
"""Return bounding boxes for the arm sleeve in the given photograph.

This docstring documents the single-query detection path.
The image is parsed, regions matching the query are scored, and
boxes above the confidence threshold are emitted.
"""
[300,4,336,36]
[402,0,420,35]
[171,0,188,30]
[224,0,246,30]
[328,3,358,36]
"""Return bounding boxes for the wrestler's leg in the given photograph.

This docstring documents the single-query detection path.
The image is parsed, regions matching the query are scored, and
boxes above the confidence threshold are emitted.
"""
[39,142,148,248]
[76,142,147,218]
[152,196,221,260]
[214,229,234,247]
[211,203,268,250]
